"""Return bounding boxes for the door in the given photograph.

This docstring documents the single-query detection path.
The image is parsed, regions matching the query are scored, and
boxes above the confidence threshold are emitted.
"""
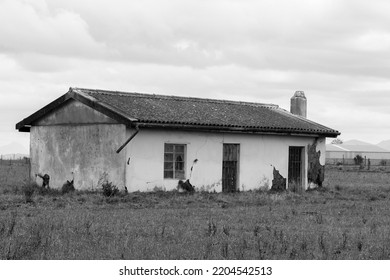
[288,146,304,192]
[222,144,239,192]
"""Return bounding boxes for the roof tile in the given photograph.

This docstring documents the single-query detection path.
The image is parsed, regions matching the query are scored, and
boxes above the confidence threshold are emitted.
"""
[74,88,339,136]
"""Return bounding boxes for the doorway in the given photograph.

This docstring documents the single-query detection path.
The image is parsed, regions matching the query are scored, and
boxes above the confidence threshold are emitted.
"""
[222,144,240,192]
[288,146,304,192]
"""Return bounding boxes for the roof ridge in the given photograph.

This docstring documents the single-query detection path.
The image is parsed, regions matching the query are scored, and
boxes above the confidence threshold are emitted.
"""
[71,87,279,109]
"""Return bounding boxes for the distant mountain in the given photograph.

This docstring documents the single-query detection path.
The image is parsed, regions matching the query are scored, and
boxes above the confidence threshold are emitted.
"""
[328,139,390,153]
[343,139,372,145]
[0,142,29,156]
[377,140,390,152]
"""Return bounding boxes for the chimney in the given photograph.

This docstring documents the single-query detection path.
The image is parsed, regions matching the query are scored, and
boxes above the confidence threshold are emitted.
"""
[290,91,307,118]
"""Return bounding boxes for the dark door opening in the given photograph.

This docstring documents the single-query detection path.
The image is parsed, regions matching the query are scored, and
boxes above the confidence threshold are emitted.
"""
[288,146,304,192]
[222,144,239,192]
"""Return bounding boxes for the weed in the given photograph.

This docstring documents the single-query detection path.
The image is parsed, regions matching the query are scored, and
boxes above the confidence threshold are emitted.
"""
[35,186,62,196]
[207,219,217,237]
[221,240,229,259]
[23,182,36,203]
[318,232,328,258]
[256,238,265,259]
[253,225,260,237]
[203,239,213,259]
[357,240,363,252]
[97,172,119,197]
[84,220,93,235]
[105,196,120,204]
[289,248,298,259]
[102,181,119,197]
[300,239,308,252]
[55,201,66,209]
[315,213,323,224]
[341,231,348,250]
[8,211,17,236]
[152,186,166,192]
[222,225,230,236]
[0,222,5,237]
[370,222,378,234]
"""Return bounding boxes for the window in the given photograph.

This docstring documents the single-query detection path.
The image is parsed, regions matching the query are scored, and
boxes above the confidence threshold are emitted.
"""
[164,144,186,179]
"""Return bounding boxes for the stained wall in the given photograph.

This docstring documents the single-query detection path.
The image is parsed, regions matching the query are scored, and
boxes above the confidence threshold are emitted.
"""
[30,99,126,190]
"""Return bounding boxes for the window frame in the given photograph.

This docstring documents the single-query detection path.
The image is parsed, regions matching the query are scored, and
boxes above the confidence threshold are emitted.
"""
[163,143,187,180]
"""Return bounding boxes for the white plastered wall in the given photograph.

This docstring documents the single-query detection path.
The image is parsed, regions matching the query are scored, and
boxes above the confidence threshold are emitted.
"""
[125,128,326,192]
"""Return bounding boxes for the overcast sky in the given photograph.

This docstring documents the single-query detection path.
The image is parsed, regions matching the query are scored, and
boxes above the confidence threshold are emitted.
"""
[1,0,389,151]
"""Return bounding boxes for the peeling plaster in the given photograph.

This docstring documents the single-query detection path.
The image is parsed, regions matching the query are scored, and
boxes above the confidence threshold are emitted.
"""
[271,167,286,191]
[308,139,325,188]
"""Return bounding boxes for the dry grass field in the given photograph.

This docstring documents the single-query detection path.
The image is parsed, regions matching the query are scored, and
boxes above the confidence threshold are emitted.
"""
[1,163,390,260]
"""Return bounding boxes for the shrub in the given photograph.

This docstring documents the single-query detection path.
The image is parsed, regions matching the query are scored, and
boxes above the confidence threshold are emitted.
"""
[23,182,37,203]
[102,181,119,197]
[97,172,119,197]
[354,155,363,165]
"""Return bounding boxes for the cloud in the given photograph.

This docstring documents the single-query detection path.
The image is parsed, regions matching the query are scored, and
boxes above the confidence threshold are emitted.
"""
[0,0,110,71]
[2,0,390,75]
[1,0,390,148]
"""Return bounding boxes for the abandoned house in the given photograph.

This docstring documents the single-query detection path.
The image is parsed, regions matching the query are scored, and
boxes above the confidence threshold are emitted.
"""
[16,88,340,192]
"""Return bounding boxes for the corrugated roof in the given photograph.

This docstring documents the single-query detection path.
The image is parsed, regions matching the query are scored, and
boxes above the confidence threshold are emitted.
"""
[16,87,340,137]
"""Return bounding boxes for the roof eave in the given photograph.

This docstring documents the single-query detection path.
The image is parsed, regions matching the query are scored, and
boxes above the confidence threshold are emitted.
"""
[16,87,136,132]
[135,122,340,137]
[15,93,71,132]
